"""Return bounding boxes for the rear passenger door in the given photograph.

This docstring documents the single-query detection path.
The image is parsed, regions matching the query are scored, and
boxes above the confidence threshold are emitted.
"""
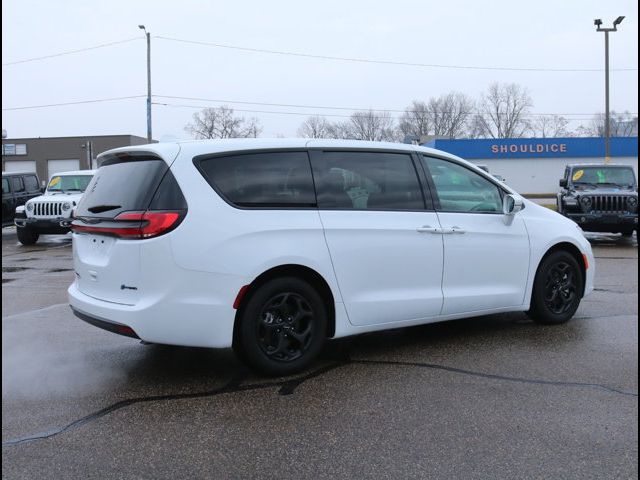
[10,176,28,209]
[23,174,41,200]
[310,149,444,327]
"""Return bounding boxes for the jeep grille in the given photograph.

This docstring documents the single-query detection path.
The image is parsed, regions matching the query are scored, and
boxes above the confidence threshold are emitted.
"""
[585,195,633,213]
[32,202,64,217]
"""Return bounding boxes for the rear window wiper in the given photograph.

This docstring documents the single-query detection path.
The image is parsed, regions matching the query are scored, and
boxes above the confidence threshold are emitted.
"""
[87,204,122,214]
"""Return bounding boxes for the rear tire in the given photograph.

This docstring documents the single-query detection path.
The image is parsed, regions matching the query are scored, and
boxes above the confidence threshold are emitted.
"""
[527,250,583,325]
[17,227,39,245]
[234,277,327,376]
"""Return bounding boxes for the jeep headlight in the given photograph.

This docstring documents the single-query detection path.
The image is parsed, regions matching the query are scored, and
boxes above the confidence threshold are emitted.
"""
[26,202,34,212]
[564,197,578,206]
[628,196,638,209]
[62,202,71,211]
[580,196,592,210]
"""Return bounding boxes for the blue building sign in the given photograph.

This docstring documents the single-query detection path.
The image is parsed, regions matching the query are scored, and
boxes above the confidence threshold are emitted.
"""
[423,137,638,159]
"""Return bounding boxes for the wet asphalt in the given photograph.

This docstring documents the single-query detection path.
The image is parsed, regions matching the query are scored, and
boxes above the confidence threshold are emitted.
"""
[1,227,638,479]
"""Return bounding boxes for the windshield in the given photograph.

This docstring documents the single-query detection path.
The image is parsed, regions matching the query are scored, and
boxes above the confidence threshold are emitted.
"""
[571,167,637,187]
[47,174,93,193]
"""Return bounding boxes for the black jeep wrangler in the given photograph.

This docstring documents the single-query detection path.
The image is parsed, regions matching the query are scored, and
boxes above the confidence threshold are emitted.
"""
[2,171,42,227]
[557,164,638,236]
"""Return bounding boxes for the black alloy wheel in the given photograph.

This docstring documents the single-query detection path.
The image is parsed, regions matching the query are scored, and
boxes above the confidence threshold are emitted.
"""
[257,292,315,362]
[543,261,577,315]
[528,250,583,325]
[235,277,327,376]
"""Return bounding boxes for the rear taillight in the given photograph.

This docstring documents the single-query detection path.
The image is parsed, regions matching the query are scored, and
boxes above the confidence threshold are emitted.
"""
[71,211,183,239]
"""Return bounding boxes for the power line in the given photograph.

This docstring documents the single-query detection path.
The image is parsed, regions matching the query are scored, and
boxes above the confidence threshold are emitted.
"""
[3,94,634,119]
[153,101,620,120]
[153,94,627,116]
[155,35,638,73]
[2,38,141,66]
[2,95,146,111]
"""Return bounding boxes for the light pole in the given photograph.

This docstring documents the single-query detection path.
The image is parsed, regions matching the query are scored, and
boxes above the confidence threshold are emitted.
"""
[594,16,624,164]
[138,25,152,143]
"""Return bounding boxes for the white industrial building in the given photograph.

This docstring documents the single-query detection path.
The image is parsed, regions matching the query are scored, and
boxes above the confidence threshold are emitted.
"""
[424,137,638,196]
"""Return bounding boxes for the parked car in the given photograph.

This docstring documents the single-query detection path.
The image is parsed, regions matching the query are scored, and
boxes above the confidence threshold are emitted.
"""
[68,139,594,375]
[557,164,638,236]
[2,171,42,227]
[14,170,96,244]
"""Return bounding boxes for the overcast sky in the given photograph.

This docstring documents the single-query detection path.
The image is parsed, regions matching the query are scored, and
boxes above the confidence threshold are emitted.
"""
[2,0,638,141]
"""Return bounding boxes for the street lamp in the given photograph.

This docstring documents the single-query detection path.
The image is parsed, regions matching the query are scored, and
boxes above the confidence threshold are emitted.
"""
[139,25,152,143]
[594,16,624,164]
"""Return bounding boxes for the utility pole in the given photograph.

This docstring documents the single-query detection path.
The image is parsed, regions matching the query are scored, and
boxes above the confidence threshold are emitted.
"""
[139,25,152,143]
[594,16,624,164]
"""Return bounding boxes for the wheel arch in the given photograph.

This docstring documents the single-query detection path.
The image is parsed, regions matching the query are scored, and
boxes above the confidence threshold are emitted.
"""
[232,264,337,349]
[535,242,587,298]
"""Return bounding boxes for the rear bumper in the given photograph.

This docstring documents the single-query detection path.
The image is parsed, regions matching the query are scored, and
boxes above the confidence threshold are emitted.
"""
[68,281,237,348]
[71,306,140,338]
[564,212,638,232]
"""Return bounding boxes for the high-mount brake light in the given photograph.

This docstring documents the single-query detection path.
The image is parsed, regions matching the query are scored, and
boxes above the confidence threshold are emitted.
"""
[71,211,182,239]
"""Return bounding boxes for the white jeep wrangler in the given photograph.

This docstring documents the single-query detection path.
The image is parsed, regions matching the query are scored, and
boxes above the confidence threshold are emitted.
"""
[14,170,96,245]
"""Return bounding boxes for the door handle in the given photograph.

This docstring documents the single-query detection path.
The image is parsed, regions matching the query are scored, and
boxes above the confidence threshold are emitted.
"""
[416,225,442,234]
[449,226,466,234]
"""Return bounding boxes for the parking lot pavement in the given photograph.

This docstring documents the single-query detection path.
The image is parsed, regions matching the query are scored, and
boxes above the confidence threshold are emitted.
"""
[2,226,637,479]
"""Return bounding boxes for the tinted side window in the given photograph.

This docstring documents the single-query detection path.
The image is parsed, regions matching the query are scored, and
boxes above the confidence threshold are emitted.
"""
[148,169,187,210]
[2,178,9,194]
[424,156,503,213]
[312,152,425,210]
[10,177,24,192]
[197,151,315,207]
[24,175,39,191]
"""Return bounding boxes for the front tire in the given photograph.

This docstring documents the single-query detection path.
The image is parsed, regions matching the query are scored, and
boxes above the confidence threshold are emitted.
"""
[16,226,39,245]
[527,250,583,325]
[235,277,327,376]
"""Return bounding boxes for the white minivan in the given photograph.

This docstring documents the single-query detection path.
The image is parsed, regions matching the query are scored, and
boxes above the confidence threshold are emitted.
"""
[69,139,594,375]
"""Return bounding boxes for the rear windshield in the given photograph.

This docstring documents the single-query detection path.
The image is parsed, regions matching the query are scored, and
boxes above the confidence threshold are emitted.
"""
[47,174,93,193]
[75,158,168,218]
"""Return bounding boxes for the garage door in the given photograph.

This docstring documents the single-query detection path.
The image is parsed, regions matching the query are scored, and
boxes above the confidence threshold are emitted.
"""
[47,159,79,179]
[4,160,37,173]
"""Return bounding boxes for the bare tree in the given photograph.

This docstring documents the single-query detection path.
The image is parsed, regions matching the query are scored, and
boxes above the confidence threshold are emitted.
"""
[298,115,333,138]
[428,92,474,139]
[474,82,533,138]
[242,117,261,138]
[531,115,570,138]
[185,106,262,139]
[325,121,351,139]
[398,101,431,140]
[577,111,638,137]
[343,110,398,141]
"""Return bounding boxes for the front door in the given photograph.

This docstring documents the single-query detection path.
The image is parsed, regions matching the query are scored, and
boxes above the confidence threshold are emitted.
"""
[422,156,530,315]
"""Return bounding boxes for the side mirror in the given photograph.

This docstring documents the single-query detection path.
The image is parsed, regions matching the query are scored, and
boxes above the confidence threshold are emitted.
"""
[559,179,568,188]
[503,194,524,215]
